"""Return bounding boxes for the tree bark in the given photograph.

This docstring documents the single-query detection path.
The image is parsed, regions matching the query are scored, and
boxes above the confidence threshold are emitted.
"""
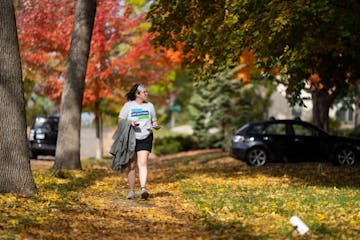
[54,0,96,169]
[0,0,37,195]
[94,101,103,160]
[354,82,360,130]
[311,90,336,132]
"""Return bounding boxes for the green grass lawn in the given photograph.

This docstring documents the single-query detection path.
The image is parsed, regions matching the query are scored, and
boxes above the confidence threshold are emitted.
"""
[1,153,359,239]
[166,152,360,239]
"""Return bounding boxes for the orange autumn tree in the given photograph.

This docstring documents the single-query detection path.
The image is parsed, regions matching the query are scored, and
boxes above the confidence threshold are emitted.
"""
[17,0,73,106]
[17,0,180,158]
[235,49,256,84]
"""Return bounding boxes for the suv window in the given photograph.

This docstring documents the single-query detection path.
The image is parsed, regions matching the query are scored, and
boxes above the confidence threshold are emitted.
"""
[292,124,319,136]
[33,117,58,131]
[263,123,286,135]
[247,124,265,134]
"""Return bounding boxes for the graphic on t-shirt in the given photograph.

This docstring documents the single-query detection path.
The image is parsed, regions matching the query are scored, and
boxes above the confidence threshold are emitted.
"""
[131,108,150,120]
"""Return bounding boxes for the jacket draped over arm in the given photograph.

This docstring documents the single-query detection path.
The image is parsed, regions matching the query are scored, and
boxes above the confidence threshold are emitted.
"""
[109,120,136,173]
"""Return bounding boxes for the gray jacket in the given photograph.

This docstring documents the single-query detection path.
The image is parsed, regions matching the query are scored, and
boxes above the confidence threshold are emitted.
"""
[109,120,136,173]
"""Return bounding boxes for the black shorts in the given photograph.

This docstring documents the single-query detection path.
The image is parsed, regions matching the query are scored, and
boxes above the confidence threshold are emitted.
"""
[135,133,153,152]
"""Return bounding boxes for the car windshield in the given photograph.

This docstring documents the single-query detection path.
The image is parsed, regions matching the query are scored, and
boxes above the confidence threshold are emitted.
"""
[247,124,265,134]
[34,117,58,131]
[235,124,251,135]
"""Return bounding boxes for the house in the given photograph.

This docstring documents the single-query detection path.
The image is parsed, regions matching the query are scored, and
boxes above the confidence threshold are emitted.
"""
[268,84,355,128]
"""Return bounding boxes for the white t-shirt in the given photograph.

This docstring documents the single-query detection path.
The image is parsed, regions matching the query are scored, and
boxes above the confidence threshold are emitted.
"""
[118,101,157,140]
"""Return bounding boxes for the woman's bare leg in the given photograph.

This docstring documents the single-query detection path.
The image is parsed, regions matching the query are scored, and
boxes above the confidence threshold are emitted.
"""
[127,156,137,191]
[137,150,150,188]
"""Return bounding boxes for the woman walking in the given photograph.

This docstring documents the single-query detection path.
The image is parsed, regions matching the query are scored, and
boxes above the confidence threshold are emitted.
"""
[118,83,159,200]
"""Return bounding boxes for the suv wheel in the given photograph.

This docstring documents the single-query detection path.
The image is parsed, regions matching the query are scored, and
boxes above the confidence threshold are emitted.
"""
[246,147,267,166]
[335,148,356,166]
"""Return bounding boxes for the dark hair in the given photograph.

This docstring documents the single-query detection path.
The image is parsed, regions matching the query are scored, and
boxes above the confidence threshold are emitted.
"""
[125,83,141,101]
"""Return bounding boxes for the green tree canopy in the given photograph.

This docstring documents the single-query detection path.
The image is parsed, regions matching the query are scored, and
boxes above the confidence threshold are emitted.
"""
[148,0,360,130]
[148,0,360,88]
[189,65,274,149]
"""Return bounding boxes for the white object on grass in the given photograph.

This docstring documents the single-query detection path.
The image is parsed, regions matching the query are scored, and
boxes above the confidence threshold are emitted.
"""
[290,216,309,235]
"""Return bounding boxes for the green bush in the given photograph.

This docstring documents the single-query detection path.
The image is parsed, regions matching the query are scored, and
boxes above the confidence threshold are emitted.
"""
[331,128,360,138]
[345,129,360,138]
[153,135,198,156]
[328,117,341,134]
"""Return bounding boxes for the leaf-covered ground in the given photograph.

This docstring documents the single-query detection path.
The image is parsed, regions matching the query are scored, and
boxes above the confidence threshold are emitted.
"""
[1,150,359,239]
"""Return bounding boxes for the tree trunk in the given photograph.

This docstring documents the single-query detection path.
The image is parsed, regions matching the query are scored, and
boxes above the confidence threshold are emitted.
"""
[95,101,103,160]
[54,0,96,169]
[311,90,335,132]
[168,93,176,129]
[354,82,360,130]
[0,0,37,195]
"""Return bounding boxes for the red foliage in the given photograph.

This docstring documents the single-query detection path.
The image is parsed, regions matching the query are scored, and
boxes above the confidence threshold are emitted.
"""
[17,0,181,110]
[307,73,323,90]
[308,73,321,83]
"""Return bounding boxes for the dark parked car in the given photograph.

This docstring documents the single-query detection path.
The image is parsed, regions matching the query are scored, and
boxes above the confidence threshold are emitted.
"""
[230,118,360,166]
[29,115,59,159]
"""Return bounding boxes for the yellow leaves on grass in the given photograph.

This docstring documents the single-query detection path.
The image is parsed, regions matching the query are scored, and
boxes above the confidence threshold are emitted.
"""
[1,153,360,239]
[169,154,360,239]
[316,213,328,221]
[1,160,210,240]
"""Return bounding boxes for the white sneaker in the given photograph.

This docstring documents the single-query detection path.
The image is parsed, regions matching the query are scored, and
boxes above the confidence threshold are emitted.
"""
[127,190,135,199]
[140,188,149,200]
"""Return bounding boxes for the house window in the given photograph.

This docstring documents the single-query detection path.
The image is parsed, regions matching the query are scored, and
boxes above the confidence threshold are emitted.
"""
[337,108,354,124]
[339,110,346,122]
[348,108,354,122]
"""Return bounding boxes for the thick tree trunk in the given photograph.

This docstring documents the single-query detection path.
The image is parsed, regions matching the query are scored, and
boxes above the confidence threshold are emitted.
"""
[54,0,96,169]
[311,90,335,132]
[0,0,37,195]
[354,82,360,130]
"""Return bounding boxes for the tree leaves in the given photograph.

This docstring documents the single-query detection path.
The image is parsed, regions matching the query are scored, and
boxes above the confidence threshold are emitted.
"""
[0,159,209,239]
[17,0,181,114]
[1,152,359,239]
[148,0,360,111]
[174,155,360,239]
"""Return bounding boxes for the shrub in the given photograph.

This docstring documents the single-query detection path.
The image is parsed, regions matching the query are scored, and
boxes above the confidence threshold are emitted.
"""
[328,117,341,134]
[345,129,360,138]
[153,135,198,156]
[331,128,360,138]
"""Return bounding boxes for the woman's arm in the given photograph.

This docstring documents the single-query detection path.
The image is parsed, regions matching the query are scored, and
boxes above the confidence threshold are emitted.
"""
[119,117,137,127]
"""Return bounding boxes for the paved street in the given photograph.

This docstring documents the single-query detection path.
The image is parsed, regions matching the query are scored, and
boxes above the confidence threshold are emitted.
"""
[34,125,193,160]
[32,127,115,160]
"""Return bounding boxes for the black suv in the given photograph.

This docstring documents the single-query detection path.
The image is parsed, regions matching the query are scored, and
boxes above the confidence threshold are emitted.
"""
[29,115,59,159]
[230,118,360,167]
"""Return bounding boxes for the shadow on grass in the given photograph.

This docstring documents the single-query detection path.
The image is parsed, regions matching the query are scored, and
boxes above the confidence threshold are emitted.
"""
[149,152,229,185]
[39,168,111,193]
[22,181,209,240]
[161,151,360,239]
[248,162,360,188]
[203,220,264,240]
[163,151,360,188]
[151,191,174,198]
